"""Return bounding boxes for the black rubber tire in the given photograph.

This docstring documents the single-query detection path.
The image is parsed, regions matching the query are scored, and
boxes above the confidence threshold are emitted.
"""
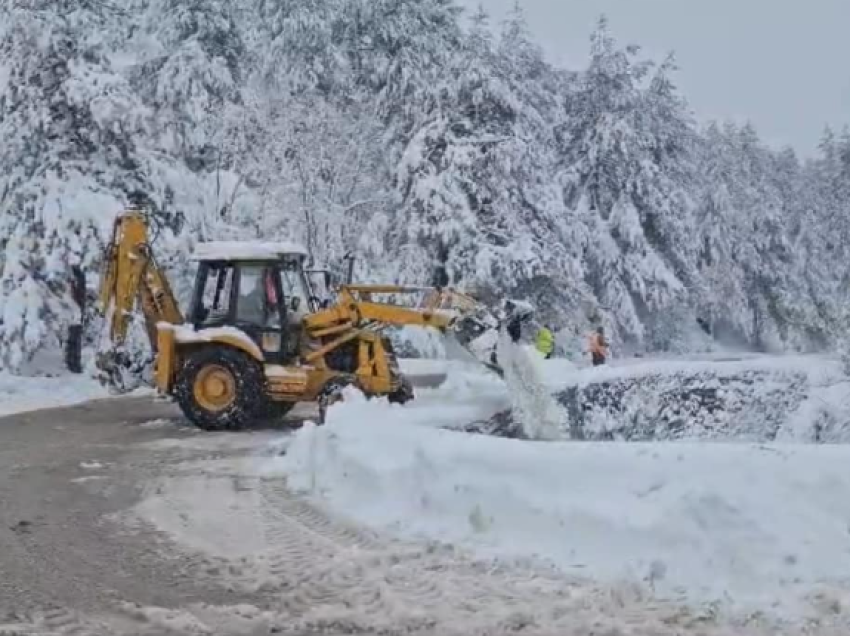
[388,376,414,405]
[175,347,266,431]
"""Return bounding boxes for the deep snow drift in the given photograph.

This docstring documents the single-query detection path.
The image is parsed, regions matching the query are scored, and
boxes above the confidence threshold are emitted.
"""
[268,356,850,625]
[466,350,850,443]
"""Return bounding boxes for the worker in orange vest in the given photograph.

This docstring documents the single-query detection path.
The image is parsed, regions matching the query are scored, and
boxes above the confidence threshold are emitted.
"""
[588,326,608,366]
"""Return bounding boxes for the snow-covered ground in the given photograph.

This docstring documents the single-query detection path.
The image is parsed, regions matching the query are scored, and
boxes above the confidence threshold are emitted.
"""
[0,371,114,417]
[264,354,850,627]
[0,348,123,419]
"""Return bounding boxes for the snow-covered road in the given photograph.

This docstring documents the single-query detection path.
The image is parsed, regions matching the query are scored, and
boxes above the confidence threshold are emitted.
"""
[0,357,449,419]
[5,352,850,634]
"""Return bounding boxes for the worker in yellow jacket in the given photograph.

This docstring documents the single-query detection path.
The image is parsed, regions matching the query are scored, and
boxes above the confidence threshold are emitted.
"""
[535,325,555,359]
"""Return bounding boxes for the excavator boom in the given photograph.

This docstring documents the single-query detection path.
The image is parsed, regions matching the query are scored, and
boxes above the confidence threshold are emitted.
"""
[303,284,509,373]
[98,210,183,346]
[96,210,183,389]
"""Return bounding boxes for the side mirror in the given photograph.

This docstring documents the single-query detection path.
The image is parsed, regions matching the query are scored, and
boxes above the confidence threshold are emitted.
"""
[290,296,301,313]
[324,271,335,289]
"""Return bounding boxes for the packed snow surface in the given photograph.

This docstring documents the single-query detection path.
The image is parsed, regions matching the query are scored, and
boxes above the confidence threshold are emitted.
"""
[162,323,264,360]
[269,358,850,622]
[191,240,308,261]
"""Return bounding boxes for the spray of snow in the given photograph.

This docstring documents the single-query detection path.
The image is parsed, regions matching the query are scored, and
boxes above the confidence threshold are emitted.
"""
[496,336,569,440]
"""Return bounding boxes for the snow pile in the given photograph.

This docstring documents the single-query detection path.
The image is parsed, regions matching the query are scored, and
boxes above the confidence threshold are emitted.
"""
[270,394,850,621]
[469,354,850,442]
[495,338,568,440]
[565,355,850,442]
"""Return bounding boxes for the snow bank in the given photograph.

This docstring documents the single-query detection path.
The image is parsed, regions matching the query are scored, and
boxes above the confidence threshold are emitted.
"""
[470,354,850,443]
[0,372,112,417]
[566,354,850,442]
[0,345,158,418]
[269,389,850,621]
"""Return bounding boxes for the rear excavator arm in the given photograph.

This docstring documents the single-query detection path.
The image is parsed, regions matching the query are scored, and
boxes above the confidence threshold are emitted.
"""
[96,210,183,386]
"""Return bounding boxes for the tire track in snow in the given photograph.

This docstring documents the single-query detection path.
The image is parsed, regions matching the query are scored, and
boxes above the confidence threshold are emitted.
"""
[154,474,808,635]
[126,435,850,635]
[0,608,136,636]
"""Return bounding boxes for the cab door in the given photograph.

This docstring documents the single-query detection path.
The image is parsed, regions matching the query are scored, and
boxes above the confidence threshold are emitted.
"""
[233,263,290,364]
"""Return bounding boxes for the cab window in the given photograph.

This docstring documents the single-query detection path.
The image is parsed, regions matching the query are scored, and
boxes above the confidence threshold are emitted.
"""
[279,258,310,321]
[198,264,235,325]
[236,265,281,327]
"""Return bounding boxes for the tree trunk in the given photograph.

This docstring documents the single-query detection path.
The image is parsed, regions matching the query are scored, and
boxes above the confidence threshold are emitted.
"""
[64,266,86,374]
[751,299,765,352]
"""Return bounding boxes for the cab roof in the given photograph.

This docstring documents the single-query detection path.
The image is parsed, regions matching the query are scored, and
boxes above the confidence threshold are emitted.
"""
[191,240,309,262]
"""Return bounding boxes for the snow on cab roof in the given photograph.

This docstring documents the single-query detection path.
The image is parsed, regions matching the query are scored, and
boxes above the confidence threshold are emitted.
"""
[192,240,308,261]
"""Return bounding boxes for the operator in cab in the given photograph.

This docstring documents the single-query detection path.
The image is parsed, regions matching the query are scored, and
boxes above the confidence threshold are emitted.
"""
[239,268,282,327]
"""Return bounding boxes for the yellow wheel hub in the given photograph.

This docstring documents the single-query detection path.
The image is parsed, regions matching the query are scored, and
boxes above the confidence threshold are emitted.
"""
[193,364,237,412]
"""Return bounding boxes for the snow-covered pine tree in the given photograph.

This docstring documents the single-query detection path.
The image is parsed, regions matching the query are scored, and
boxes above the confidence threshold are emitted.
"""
[695,122,802,349]
[557,18,698,349]
[345,0,463,131]
[389,2,588,329]
[251,0,347,95]
[0,1,146,370]
[694,122,750,343]
[726,123,794,350]
[122,0,251,304]
[216,0,393,274]
[130,0,244,171]
[766,145,833,348]
[808,127,850,360]
[492,4,593,329]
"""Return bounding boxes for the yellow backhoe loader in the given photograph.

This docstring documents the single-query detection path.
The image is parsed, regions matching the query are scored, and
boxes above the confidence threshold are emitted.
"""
[97,207,527,431]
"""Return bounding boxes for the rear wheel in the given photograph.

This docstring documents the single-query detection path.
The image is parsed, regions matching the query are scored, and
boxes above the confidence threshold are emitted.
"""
[176,347,266,431]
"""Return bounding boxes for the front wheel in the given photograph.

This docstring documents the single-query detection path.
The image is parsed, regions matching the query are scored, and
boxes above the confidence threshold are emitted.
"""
[175,346,266,431]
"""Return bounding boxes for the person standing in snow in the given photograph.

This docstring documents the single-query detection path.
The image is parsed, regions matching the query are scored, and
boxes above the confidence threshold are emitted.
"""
[535,325,555,359]
[588,326,608,366]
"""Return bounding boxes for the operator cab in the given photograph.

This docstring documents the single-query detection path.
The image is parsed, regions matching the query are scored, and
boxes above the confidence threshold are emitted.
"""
[188,241,312,363]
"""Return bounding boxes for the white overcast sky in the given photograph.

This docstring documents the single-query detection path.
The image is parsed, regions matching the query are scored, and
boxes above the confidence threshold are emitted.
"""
[459,0,850,156]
